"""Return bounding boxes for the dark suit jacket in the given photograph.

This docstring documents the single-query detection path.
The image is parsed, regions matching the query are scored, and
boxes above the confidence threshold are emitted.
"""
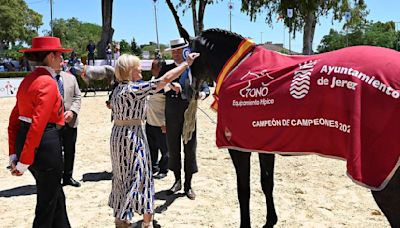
[160,62,210,99]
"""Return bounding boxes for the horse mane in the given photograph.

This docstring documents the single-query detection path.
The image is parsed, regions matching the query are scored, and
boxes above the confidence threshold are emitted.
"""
[200,28,244,42]
[197,29,244,50]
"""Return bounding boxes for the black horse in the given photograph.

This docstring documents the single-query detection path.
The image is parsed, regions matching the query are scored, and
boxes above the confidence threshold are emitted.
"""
[187,28,400,228]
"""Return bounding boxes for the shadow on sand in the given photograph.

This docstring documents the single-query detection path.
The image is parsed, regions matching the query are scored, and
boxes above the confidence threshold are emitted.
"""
[0,184,36,197]
[82,171,112,182]
[154,190,185,214]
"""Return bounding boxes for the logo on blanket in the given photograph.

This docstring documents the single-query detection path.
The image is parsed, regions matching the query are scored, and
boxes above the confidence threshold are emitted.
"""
[290,60,318,99]
[231,69,275,107]
[239,70,274,98]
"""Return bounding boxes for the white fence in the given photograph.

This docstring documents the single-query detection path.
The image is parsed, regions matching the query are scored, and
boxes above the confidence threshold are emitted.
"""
[0,59,174,98]
[0,77,23,97]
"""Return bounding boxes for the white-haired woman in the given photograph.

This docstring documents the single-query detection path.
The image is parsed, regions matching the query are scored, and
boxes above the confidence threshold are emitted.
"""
[109,53,199,228]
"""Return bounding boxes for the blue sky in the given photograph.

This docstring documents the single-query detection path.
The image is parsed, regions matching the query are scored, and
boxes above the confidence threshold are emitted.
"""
[26,0,400,53]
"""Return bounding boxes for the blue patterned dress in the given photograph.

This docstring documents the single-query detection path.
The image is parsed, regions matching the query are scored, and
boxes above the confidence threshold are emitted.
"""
[108,79,160,222]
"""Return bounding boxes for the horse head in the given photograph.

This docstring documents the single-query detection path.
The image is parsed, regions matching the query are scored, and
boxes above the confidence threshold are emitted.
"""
[189,29,246,96]
[68,62,90,85]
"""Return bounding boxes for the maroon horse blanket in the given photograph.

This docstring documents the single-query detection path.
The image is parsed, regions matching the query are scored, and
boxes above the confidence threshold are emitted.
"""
[215,44,400,190]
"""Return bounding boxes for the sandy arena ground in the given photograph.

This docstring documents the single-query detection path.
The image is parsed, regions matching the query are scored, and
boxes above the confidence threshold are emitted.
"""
[0,91,389,227]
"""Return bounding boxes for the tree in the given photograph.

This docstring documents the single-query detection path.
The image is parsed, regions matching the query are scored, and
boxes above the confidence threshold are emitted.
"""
[50,18,102,57]
[241,0,368,55]
[3,43,25,60]
[141,42,169,58]
[119,39,131,54]
[316,29,346,52]
[317,21,398,53]
[362,21,397,48]
[98,0,114,59]
[130,38,142,56]
[165,0,219,38]
[0,0,42,50]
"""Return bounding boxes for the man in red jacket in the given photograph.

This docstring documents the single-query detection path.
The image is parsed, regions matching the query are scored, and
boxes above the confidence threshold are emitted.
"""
[8,36,72,228]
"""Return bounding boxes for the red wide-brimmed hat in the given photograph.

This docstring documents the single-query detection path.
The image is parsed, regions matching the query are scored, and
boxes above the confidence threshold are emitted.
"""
[20,36,73,53]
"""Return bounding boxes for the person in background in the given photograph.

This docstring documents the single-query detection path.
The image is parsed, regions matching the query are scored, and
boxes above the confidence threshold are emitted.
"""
[146,58,168,179]
[8,36,71,227]
[86,40,96,66]
[68,50,78,66]
[19,56,30,71]
[113,42,120,66]
[106,43,113,66]
[109,52,199,228]
[161,37,210,200]
[58,62,82,187]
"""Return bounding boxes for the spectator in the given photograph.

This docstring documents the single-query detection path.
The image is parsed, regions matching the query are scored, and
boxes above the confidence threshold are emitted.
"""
[106,43,112,66]
[113,42,120,66]
[68,50,78,66]
[19,56,30,71]
[86,40,96,66]
[58,66,82,188]
[146,58,168,179]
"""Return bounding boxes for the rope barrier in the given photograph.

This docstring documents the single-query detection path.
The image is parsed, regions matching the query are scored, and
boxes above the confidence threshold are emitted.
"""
[197,106,217,125]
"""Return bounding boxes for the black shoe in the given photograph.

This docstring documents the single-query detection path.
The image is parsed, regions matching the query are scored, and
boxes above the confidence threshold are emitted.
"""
[185,188,196,200]
[154,172,167,179]
[63,177,81,187]
[167,179,182,195]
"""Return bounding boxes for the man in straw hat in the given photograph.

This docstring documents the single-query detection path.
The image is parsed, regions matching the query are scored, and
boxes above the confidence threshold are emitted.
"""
[8,36,72,228]
[161,37,210,200]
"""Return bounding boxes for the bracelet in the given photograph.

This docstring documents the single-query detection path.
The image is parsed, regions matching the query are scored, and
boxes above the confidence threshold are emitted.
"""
[180,61,189,68]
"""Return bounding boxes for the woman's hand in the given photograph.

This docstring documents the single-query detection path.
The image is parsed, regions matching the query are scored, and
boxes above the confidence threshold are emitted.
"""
[186,53,200,66]
[10,162,23,176]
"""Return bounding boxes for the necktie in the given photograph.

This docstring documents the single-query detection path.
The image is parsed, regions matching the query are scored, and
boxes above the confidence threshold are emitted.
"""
[55,75,64,97]
[179,69,189,100]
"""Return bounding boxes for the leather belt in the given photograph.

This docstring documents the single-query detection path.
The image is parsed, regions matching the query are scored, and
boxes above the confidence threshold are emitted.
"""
[20,121,63,129]
[114,119,144,126]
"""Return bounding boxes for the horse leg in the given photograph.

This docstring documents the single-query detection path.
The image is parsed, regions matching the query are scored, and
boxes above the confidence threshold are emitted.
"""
[371,167,400,228]
[229,149,251,228]
[88,81,95,97]
[259,153,277,228]
[84,86,88,97]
